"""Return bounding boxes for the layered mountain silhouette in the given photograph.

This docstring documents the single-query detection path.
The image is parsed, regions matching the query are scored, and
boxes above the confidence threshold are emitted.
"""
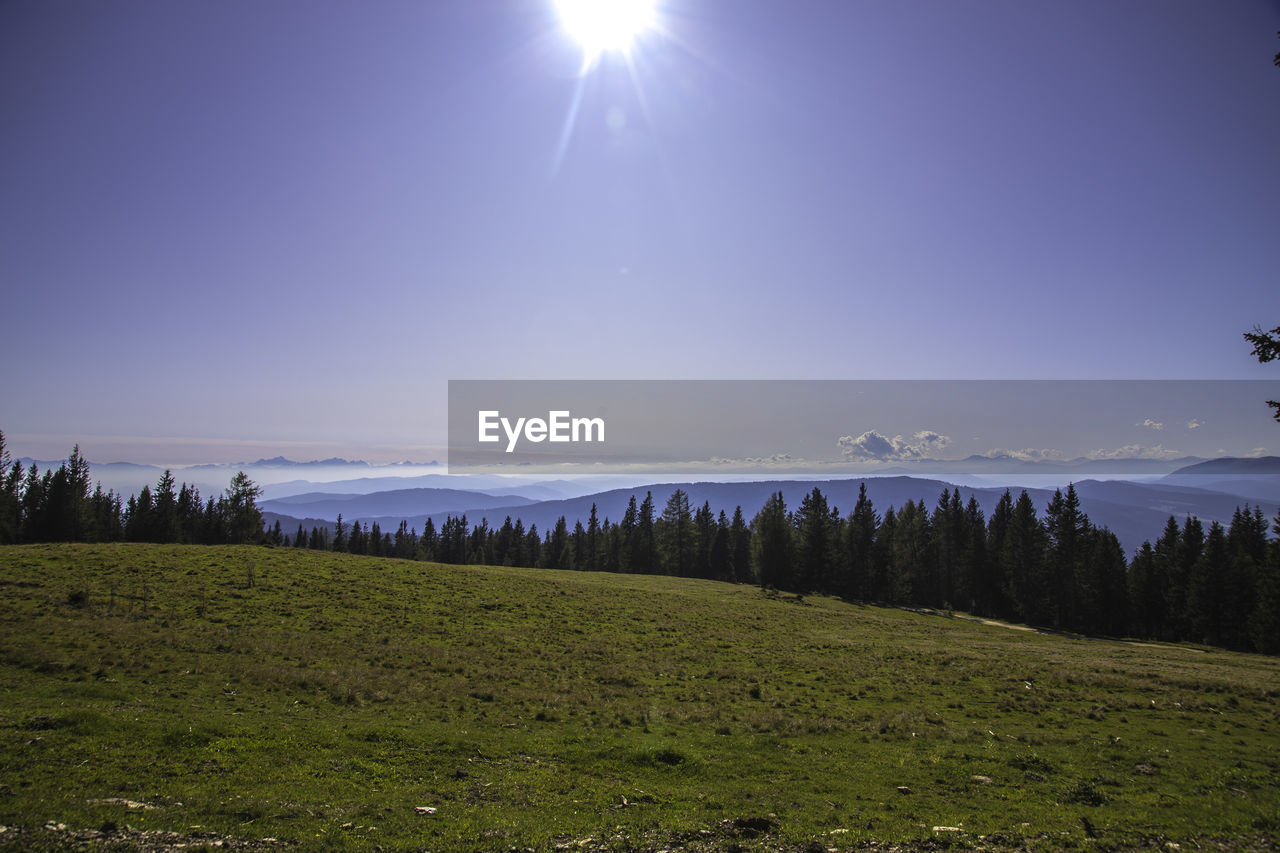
[260,458,1279,557]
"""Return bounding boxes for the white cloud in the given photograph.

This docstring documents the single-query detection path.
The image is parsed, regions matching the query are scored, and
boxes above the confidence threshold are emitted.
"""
[1138,418,1164,431]
[1086,444,1180,460]
[708,454,799,466]
[981,447,1065,462]
[1249,447,1268,458]
[1186,419,1204,430]
[837,430,951,461]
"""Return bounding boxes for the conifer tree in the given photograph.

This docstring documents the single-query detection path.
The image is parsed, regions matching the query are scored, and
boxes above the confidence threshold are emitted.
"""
[751,491,793,590]
[1128,541,1160,639]
[1188,521,1229,645]
[154,470,180,543]
[636,492,656,573]
[547,516,570,570]
[794,487,838,593]
[709,509,732,581]
[729,505,752,584]
[1250,512,1280,653]
[1176,516,1205,635]
[223,471,263,545]
[333,513,347,552]
[693,500,715,579]
[619,495,638,573]
[845,483,878,601]
[586,504,601,572]
[658,489,693,576]
[1045,484,1088,629]
[417,517,437,561]
[1004,490,1049,625]
[0,432,23,544]
[889,499,930,604]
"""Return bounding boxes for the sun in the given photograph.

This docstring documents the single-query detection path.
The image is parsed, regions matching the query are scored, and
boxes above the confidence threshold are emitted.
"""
[555,0,657,63]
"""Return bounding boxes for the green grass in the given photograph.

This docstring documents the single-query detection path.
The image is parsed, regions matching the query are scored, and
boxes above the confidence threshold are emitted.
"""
[1,543,1278,851]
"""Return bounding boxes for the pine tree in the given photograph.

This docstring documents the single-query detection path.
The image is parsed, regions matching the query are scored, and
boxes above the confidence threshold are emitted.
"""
[177,483,203,543]
[1128,542,1160,639]
[418,517,438,561]
[154,470,180,543]
[333,513,347,552]
[618,495,638,573]
[571,520,586,570]
[223,471,263,545]
[512,518,528,567]
[872,506,897,602]
[1249,512,1280,653]
[844,483,878,601]
[1188,522,1229,645]
[709,510,731,581]
[547,516,571,570]
[889,500,929,605]
[468,518,490,565]
[635,492,656,573]
[126,483,153,542]
[1175,517,1205,636]
[729,505,752,584]
[693,500,715,579]
[1045,484,1089,630]
[928,488,969,609]
[961,495,986,614]
[586,504,601,572]
[794,487,838,594]
[1004,490,1049,625]
[983,491,1013,617]
[751,491,793,590]
[0,431,23,544]
[495,517,516,566]
[1086,527,1128,636]
[1148,517,1182,639]
[61,445,92,540]
[1222,507,1267,649]
[658,489,693,576]
[523,523,540,568]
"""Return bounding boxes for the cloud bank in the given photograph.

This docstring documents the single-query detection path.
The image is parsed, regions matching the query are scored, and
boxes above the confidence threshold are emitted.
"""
[837,430,951,461]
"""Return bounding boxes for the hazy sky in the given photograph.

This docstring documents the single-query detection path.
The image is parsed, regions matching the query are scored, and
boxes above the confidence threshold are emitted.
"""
[3,1,1279,464]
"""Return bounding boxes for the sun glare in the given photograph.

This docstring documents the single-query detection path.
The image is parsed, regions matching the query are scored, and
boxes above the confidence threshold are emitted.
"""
[555,0,656,62]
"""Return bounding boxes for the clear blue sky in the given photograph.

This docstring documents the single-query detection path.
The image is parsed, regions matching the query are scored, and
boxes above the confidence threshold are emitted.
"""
[3,1,1279,464]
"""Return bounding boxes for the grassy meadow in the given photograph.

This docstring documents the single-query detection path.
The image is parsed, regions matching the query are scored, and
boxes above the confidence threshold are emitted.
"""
[0,543,1277,851]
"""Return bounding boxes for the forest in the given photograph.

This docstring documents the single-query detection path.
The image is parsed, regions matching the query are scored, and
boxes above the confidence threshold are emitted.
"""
[2,431,1277,656]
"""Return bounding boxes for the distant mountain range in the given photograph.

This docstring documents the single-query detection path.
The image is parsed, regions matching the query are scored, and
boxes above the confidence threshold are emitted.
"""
[186,456,441,470]
[1157,455,1280,503]
[14,452,1278,556]
[263,488,537,519]
[876,454,1213,475]
[259,457,1279,558]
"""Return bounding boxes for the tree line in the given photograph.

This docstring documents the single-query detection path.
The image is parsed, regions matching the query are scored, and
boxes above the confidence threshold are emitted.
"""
[274,484,1280,655]
[3,433,1277,655]
[0,434,264,547]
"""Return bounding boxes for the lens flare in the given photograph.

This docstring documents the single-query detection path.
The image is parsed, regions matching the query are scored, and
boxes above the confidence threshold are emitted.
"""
[555,0,656,61]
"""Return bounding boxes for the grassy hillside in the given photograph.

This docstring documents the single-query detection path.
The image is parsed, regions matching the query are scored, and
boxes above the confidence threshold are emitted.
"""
[1,544,1277,851]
